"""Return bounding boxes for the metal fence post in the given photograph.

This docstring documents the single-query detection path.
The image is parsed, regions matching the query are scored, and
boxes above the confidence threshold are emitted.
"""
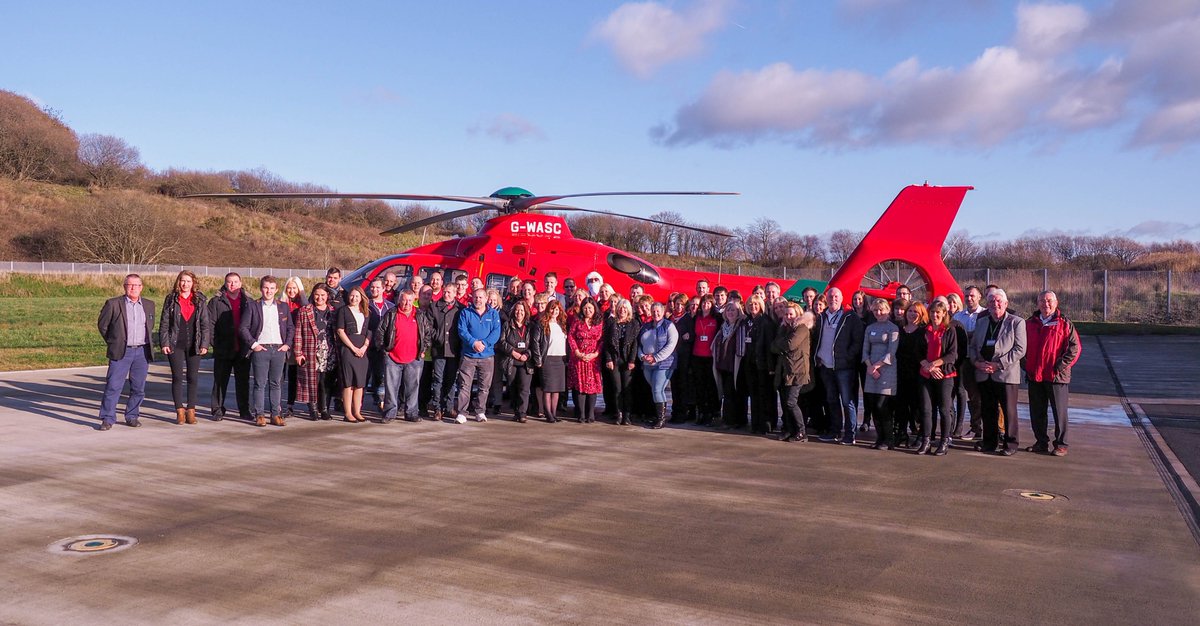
[1103,270,1108,323]
[1042,268,1048,292]
[1167,269,1173,321]
[985,268,990,286]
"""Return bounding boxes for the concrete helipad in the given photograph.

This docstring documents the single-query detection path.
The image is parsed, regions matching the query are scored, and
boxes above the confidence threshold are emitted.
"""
[1,335,1198,624]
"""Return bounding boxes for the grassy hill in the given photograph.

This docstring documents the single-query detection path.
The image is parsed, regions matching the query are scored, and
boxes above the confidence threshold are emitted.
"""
[0,178,436,270]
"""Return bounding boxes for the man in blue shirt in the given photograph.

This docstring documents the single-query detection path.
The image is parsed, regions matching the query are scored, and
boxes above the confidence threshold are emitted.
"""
[96,274,155,430]
[453,288,502,424]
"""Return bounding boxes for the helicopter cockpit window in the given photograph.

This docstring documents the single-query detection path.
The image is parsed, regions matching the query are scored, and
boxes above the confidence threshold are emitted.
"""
[606,252,661,285]
[380,264,412,289]
[420,267,467,284]
[486,274,510,292]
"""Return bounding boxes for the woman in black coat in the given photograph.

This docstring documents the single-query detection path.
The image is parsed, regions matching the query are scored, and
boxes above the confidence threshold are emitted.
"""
[603,299,640,425]
[498,301,537,422]
[160,270,210,425]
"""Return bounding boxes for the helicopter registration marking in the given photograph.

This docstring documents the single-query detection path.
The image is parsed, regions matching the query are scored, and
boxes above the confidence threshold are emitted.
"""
[510,221,563,237]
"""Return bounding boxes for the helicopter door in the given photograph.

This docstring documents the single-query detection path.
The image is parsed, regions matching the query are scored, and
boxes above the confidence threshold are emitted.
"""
[510,243,534,278]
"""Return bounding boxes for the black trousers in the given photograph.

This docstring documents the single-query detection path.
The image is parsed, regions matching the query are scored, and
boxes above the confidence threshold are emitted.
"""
[1028,381,1069,447]
[802,372,827,433]
[211,355,250,417]
[286,363,298,408]
[720,367,748,427]
[671,353,692,414]
[507,365,533,417]
[630,362,652,417]
[746,361,776,433]
[167,349,201,409]
[780,384,805,437]
[604,365,633,415]
[864,393,893,444]
[920,377,954,441]
[690,356,720,417]
[894,372,921,438]
[979,379,1020,450]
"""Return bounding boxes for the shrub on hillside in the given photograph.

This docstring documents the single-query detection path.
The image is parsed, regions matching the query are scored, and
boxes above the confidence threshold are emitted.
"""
[0,90,80,183]
[62,190,180,264]
[78,133,145,188]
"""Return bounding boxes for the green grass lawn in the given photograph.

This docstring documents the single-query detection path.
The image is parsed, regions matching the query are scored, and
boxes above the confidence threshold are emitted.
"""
[0,274,171,371]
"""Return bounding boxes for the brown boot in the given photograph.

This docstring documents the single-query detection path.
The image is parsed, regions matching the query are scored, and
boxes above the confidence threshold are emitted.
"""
[176,408,187,425]
[271,414,285,427]
[255,414,267,427]
[186,408,197,424]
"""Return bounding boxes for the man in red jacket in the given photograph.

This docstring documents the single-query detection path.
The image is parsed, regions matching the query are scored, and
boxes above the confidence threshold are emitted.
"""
[1024,291,1081,457]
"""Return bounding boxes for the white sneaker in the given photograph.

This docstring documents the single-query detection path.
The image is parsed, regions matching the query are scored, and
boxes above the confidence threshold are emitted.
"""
[475,412,487,422]
[454,414,468,424]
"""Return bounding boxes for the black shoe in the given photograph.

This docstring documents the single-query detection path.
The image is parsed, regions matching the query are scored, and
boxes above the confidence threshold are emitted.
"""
[405,415,420,423]
[320,411,333,421]
[871,441,885,450]
[915,438,931,455]
[97,421,113,431]
[381,415,395,424]
[125,418,141,428]
[999,447,1016,456]
[1025,443,1050,454]
[285,406,294,418]
[212,407,225,422]
[515,415,527,423]
[934,439,949,456]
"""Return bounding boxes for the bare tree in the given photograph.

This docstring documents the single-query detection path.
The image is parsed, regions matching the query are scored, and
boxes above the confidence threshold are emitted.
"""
[827,230,864,265]
[63,191,179,264]
[78,133,143,187]
[942,230,979,266]
[739,217,781,265]
[0,90,79,182]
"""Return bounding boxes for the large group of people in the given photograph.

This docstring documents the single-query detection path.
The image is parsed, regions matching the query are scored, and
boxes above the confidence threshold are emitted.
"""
[97,268,1082,457]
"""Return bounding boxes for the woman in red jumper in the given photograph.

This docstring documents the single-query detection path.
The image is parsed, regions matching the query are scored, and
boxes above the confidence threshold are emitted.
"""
[917,300,958,456]
[690,294,721,425]
[160,270,210,425]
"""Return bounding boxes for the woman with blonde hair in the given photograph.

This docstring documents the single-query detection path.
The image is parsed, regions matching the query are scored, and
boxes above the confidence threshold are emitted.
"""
[772,301,813,442]
[336,286,372,422]
[160,270,210,425]
[281,276,307,418]
[603,298,640,425]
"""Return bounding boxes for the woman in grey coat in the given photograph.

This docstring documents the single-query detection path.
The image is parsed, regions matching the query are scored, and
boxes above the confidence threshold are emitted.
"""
[861,298,900,449]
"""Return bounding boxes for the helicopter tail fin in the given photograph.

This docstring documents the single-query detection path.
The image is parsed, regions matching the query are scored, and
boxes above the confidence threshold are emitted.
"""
[828,184,972,300]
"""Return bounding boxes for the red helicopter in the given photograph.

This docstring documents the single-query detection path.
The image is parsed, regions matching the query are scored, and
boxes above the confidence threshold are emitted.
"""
[188,184,971,303]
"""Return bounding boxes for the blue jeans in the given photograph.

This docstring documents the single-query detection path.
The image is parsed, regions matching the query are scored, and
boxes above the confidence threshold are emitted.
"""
[99,345,150,425]
[643,365,674,404]
[251,345,287,416]
[820,366,859,440]
[383,357,423,419]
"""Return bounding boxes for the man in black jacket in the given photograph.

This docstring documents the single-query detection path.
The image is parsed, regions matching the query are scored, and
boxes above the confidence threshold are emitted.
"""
[206,272,253,421]
[812,287,865,444]
[96,274,155,430]
[375,290,430,423]
[422,287,462,420]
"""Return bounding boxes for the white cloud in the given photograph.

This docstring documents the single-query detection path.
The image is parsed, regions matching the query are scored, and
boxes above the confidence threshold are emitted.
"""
[1014,2,1089,57]
[591,0,731,78]
[468,113,546,144]
[656,1,1200,152]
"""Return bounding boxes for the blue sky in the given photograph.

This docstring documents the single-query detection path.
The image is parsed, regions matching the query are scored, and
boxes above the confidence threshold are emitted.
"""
[3,0,1198,241]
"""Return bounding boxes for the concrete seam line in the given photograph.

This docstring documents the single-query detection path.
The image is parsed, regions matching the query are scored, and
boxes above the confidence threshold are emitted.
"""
[1096,336,1200,550]
[1132,403,1200,499]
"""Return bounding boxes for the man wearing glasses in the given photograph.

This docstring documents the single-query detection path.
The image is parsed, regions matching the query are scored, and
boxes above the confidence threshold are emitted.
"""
[97,274,155,430]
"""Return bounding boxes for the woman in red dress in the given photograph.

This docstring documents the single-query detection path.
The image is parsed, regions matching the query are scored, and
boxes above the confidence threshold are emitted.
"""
[568,297,605,423]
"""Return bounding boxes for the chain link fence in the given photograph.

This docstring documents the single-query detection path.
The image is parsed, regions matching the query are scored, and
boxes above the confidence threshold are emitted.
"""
[2,261,1197,325]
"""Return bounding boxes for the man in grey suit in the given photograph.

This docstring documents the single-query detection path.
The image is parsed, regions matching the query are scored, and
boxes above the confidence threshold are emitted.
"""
[96,274,155,431]
[969,288,1026,455]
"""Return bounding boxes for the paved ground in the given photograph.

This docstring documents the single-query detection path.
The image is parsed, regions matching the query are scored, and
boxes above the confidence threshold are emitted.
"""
[1,336,1199,625]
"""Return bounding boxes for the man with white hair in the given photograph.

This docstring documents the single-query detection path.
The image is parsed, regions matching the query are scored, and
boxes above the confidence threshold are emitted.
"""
[1024,290,1080,457]
[969,288,1026,456]
[813,286,864,444]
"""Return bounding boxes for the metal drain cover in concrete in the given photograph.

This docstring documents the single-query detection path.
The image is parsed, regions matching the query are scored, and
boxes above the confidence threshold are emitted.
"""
[1003,489,1068,502]
[48,535,137,555]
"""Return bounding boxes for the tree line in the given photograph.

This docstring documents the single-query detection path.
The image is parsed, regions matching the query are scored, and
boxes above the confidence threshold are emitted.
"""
[2,88,1198,271]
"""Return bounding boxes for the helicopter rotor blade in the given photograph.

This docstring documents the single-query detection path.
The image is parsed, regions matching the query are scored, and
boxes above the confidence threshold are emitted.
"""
[538,203,733,237]
[516,191,737,211]
[183,192,506,208]
[379,205,494,236]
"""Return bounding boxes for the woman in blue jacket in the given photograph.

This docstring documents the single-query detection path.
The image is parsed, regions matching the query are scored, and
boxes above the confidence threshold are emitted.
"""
[638,301,679,430]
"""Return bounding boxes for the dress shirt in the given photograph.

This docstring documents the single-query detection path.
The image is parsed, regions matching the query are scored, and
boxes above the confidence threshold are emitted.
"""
[125,296,147,347]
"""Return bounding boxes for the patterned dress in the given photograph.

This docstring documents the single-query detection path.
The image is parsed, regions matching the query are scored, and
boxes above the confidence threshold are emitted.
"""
[568,318,604,394]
